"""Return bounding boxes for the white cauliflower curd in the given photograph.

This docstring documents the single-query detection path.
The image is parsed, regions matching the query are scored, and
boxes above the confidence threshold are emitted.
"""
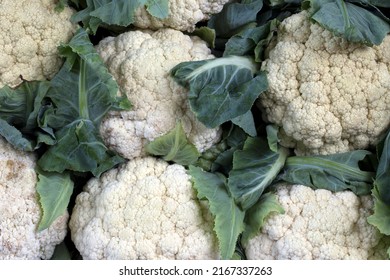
[69,157,219,260]
[0,0,77,88]
[97,28,221,160]
[0,137,68,260]
[133,0,230,32]
[245,184,384,260]
[258,11,390,155]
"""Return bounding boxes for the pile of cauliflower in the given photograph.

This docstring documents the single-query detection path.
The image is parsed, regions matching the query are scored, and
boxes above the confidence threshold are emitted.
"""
[1,1,389,260]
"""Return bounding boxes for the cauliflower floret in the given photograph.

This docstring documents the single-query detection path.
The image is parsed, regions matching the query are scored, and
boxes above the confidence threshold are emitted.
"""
[69,157,218,260]
[245,184,384,260]
[133,0,230,32]
[97,28,221,160]
[0,0,77,88]
[258,11,390,155]
[0,137,68,260]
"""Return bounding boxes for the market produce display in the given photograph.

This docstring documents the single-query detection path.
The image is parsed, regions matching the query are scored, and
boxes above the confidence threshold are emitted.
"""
[0,0,390,260]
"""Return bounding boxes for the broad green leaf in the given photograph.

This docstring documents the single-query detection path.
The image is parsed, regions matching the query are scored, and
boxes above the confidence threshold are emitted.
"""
[145,121,200,165]
[71,0,169,34]
[242,192,285,245]
[37,170,74,231]
[306,0,390,45]
[145,0,169,19]
[0,119,34,151]
[279,150,375,195]
[368,188,390,235]
[231,111,257,137]
[208,0,264,38]
[228,137,289,210]
[38,120,125,177]
[171,56,267,128]
[0,81,51,150]
[189,166,245,260]
[224,19,279,62]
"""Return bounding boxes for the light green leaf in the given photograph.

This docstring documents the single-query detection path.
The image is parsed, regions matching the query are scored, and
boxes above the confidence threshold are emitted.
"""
[145,0,169,19]
[171,56,267,128]
[368,188,390,235]
[145,121,200,166]
[228,137,289,210]
[242,192,285,245]
[189,166,245,260]
[279,150,375,195]
[191,27,216,48]
[37,170,74,231]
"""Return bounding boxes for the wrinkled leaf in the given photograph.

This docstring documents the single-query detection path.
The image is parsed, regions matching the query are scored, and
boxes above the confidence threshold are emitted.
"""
[145,121,200,165]
[279,150,375,195]
[71,0,169,34]
[189,166,245,260]
[228,137,289,210]
[306,0,390,45]
[242,192,285,245]
[38,120,125,177]
[37,170,74,231]
[208,0,264,38]
[171,56,267,128]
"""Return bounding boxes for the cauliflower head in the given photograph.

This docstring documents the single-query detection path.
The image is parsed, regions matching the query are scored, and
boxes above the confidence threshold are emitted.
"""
[258,11,390,155]
[0,137,68,260]
[0,0,76,88]
[245,184,383,260]
[97,28,221,160]
[133,0,230,32]
[69,157,219,260]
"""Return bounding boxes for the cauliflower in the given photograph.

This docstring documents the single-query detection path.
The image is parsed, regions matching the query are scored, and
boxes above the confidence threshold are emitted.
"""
[258,11,390,155]
[69,157,218,260]
[97,28,221,160]
[0,0,76,88]
[133,0,230,32]
[0,137,68,260]
[245,184,384,260]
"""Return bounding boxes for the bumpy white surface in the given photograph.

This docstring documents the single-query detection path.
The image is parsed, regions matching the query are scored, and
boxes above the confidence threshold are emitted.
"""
[133,0,230,31]
[245,184,383,260]
[258,11,390,155]
[69,157,219,260]
[0,0,76,88]
[97,28,221,160]
[0,138,68,260]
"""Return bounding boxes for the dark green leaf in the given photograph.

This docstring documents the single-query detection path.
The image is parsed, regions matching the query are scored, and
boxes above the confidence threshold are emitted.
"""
[208,0,264,38]
[37,170,74,231]
[38,120,125,177]
[189,166,245,260]
[145,121,200,165]
[71,0,169,34]
[171,56,267,128]
[279,150,375,195]
[242,192,285,245]
[228,137,289,210]
[231,111,257,137]
[307,0,390,45]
